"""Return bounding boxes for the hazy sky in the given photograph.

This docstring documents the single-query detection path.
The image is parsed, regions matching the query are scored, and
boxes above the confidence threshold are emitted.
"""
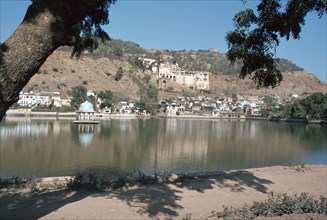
[1,0,326,83]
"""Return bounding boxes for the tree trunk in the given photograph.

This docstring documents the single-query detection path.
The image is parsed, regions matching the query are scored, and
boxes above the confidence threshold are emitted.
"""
[0,0,113,121]
[0,8,62,120]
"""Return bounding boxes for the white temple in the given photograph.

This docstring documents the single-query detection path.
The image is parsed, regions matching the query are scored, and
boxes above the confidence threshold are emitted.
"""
[75,101,96,121]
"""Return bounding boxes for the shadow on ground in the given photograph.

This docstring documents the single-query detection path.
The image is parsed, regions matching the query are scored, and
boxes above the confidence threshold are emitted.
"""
[175,170,274,193]
[0,169,274,219]
[103,183,184,219]
[0,189,90,220]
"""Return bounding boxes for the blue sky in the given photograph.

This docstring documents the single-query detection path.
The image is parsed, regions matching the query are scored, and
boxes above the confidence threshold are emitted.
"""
[1,0,326,83]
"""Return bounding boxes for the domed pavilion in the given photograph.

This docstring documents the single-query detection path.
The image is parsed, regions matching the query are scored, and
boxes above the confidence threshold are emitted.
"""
[75,101,96,122]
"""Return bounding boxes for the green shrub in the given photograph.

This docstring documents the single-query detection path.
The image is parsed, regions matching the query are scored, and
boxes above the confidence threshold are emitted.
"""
[114,67,124,81]
[211,192,327,220]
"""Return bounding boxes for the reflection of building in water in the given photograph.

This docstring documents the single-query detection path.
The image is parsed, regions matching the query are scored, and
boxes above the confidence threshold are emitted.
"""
[78,133,94,147]
[53,121,61,136]
[151,119,208,171]
[213,121,257,139]
[117,119,134,133]
[77,124,99,147]
[0,123,49,140]
[166,118,177,132]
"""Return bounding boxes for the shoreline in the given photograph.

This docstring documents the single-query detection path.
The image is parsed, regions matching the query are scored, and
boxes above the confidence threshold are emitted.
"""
[1,165,326,219]
[1,164,325,185]
[4,109,325,124]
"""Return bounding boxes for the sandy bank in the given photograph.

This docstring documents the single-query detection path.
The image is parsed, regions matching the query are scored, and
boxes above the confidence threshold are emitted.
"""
[1,165,326,219]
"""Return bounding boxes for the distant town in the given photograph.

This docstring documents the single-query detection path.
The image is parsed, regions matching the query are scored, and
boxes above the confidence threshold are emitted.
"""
[7,58,327,121]
[12,90,298,117]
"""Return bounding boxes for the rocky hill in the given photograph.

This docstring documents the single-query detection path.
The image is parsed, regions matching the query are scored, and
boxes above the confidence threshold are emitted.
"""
[24,50,141,100]
[22,39,326,101]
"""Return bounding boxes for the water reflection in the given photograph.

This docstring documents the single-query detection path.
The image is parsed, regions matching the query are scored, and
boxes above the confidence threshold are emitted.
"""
[0,118,326,178]
[77,124,98,147]
[0,122,49,140]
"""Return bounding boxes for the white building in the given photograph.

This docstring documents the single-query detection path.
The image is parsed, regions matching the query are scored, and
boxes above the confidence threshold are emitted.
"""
[142,58,156,68]
[157,62,209,90]
[87,90,95,97]
[17,92,37,107]
[17,91,70,107]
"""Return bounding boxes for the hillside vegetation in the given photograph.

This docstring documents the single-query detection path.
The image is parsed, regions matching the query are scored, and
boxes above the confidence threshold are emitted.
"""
[60,39,304,75]
[23,39,325,101]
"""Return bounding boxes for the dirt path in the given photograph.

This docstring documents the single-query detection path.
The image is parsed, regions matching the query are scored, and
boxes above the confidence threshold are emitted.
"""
[1,165,326,219]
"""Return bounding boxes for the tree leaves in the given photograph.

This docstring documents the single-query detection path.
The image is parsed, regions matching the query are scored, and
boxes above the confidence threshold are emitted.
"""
[226,0,326,88]
[29,0,116,58]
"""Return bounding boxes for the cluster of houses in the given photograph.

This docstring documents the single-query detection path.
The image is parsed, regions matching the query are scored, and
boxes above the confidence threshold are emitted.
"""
[101,94,283,117]
[158,94,282,117]
[17,90,99,109]
[17,91,71,108]
[15,87,287,118]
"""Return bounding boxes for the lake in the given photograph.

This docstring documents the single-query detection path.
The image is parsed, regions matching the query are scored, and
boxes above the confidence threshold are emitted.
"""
[0,117,326,179]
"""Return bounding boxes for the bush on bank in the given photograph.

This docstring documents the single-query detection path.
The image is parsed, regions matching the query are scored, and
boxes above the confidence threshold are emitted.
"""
[211,192,327,220]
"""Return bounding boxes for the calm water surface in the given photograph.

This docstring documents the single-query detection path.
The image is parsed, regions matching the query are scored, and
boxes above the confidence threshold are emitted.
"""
[0,118,326,178]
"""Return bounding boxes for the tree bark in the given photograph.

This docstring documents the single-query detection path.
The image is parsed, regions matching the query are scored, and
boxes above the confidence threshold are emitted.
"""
[0,0,111,121]
[0,8,61,120]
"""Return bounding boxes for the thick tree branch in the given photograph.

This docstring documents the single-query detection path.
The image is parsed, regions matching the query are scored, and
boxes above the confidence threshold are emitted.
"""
[0,0,116,121]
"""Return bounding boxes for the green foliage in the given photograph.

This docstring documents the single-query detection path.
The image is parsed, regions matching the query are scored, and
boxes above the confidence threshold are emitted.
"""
[31,104,50,111]
[81,39,147,59]
[67,0,117,57]
[138,84,158,115]
[32,104,75,112]
[298,92,327,119]
[290,101,306,118]
[98,90,113,109]
[276,58,303,72]
[224,86,236,97]
[113,47,123,57]
[142,75,151,84]
[226,0,326,88]
[284,93,327,119]
[28,1,116,57]
[130,57,145,70]
[114,66,124,81]
[69,85,87,109]
[109,39,145,55]
[59,105,76,112]
[263,95,279,107]
[182,91,192,98]
[87,95,96,110]
[211,192,327,220]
